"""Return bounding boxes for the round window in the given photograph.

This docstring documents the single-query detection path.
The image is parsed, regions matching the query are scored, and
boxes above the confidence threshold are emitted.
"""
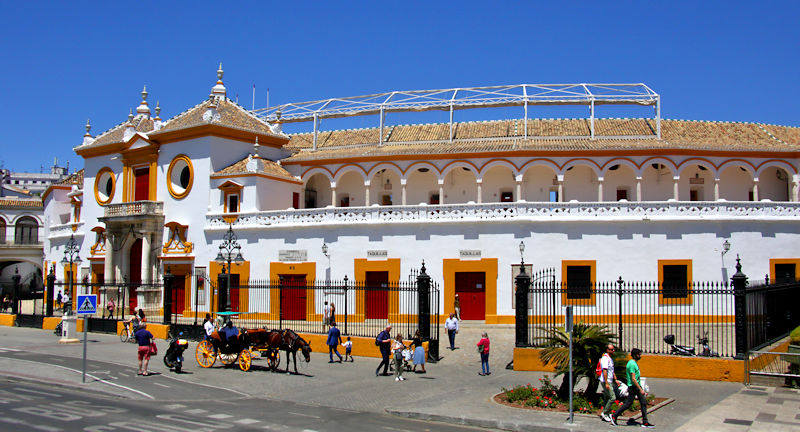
[167,155,193,199]
[94,168,116,205]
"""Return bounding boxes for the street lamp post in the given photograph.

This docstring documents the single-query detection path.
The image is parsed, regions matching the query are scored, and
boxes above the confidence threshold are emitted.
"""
[515,241,531,347]
[60,234,82,315]
[322,242,330,282]
[215,224,243,317]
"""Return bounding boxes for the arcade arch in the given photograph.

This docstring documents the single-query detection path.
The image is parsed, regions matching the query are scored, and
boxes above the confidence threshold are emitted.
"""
[406,166,439,205]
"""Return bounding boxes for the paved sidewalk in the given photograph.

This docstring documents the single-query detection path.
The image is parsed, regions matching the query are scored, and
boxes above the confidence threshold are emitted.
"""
[0,324,795,431]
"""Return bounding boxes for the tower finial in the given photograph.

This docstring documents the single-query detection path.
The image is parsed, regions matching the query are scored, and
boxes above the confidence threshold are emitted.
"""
[211,62,226,98]
[141,85,148,101]
[155,101,161,119]
[217,62,224,81]
[136,85,151,118]
[84,119,92,137]
[253,136,260,157]
[128,108,134,123]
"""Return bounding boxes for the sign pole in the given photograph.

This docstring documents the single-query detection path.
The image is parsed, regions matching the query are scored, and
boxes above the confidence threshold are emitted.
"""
[566,306,574,424]
[82,316,88,383]
[76,294,97,384]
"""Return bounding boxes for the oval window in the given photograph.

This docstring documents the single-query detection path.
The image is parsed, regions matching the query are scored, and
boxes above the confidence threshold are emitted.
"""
[94,168,116,205]
[167,155,193,199]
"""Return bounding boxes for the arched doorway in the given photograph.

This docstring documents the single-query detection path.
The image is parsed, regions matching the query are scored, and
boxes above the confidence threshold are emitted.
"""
[128,238,142,313]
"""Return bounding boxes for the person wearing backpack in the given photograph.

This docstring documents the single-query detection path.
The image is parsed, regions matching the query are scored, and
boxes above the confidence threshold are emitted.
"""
[599,344,621,422]
[375,325,392,376]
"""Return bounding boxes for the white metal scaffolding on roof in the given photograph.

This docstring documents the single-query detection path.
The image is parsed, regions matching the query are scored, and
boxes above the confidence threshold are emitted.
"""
[252,83,661,149]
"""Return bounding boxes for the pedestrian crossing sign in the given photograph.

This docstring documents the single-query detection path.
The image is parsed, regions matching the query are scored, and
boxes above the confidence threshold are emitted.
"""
[76,295,97,315]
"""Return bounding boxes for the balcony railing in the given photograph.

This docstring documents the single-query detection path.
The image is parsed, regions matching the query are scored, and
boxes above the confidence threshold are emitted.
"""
[206,200,800,229]
[103,201,164,218]
[47,222,83,239]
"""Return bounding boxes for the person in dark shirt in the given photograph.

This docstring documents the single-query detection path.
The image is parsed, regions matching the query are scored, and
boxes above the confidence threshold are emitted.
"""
[375,325,392,376]
[134,322,154,376]
[326,322,343,363]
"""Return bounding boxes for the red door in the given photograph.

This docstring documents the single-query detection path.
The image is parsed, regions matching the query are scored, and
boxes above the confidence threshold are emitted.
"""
[365,271,389,319]
[134,167,149,201]
[455,272,485,320]
[170,275,186,315]
[280,275,306,320]
[128,238,142,313]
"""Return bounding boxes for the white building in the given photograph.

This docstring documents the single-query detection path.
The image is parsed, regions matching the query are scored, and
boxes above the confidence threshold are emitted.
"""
[43,67,800,323]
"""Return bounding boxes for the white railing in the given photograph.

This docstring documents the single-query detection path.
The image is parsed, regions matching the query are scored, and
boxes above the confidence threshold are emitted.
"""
[47,222,84,239]
[206,201,800,230]
[103,201,164,218]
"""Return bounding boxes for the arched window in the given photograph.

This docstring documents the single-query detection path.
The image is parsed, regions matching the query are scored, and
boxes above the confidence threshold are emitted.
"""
[0,218,6,244]
[15,216,38,245]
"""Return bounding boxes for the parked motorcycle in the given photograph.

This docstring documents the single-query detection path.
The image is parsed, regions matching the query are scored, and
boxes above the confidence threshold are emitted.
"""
[664,332,719,357]
[163,332,190,372]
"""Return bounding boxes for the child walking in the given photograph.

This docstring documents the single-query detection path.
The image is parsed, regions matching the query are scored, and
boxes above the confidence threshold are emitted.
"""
[343,336,354,362]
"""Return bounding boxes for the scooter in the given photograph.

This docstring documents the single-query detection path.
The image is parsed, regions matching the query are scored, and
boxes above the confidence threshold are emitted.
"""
[664,332,719,357]
[163,332,189,372]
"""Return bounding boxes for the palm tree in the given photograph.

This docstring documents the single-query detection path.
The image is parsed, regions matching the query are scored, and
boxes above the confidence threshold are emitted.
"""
[536,322,619,400]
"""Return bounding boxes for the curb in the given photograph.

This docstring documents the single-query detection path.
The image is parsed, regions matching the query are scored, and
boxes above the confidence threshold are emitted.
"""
[385,409,578,432]
[0,370,129,400]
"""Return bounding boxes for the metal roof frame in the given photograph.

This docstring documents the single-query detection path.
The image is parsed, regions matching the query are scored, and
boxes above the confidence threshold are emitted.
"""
[252,83,661,149]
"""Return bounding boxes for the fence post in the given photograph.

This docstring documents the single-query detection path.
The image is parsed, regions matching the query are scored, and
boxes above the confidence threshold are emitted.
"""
[732,255,748,360]
[343,275,348,335]
[617,276,624,350]
[416,261,431,340]
[278,275,283,329]
[217,271,229,315]
[515,264,531,347]
[163,266,174,325]
[11,267,21,315]
[46,265,55,317]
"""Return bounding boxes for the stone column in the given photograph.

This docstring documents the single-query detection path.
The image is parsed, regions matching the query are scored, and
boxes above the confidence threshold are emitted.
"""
[636,176,642,202]
[515,175,523,201]
[476,179,482,204]
[438,180,445,205]
[673,177,680,200]
[752,178,759,201]
[793,177,799,202]
[141,233,151,283]
[331,184,337,207]
[104,234,114,283]
[714,178,720,201]
[401,179,407,205]
[364,181,370,206]
[597,177,604,202]
[557,176,564,202]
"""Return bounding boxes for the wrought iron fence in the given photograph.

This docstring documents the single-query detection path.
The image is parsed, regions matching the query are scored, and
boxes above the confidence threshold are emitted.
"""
[52,280,164,323]
[527,278,737,357]
[744,280,800,351]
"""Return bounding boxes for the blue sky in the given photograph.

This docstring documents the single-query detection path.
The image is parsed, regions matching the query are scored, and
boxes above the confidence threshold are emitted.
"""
[1,1,799,173]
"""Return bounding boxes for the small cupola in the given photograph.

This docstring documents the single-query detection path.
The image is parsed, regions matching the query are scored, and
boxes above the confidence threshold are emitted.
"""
[82,118,94,146]
[211,62,226,100]
[136,85,151,118]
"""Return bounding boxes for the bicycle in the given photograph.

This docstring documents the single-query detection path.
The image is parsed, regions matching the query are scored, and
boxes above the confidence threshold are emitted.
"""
[120,322,137,343]
[54,321,63,337]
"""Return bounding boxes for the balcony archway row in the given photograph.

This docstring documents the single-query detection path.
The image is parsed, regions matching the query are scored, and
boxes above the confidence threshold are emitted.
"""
[301,158,798,208]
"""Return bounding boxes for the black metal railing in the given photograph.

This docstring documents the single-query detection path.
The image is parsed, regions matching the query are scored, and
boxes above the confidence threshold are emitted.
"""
[52,280,164,323]
[527,279,737,357]
[744,279,800,351]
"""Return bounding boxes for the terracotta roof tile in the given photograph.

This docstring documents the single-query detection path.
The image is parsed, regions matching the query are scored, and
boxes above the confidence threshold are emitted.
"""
[212,156,296,181]
[0,197,43,209]
[89,117,155,147]
[56,169,84,186]
[155,99,281,137]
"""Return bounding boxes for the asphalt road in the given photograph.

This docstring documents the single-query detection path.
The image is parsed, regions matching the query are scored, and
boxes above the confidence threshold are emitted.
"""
[0,375,490,432]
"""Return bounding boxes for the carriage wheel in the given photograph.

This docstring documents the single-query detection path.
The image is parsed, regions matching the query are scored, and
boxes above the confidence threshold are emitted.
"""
[219,353,238,366]
[238,350,252,371]
[267,350,280,371]
[195,340,217,368]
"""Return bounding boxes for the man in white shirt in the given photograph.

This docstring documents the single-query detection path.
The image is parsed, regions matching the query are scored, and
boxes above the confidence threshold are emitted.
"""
[600,343,621,422]
[444,313,459,350]
[323,301,331,331]
[203,313,215,340]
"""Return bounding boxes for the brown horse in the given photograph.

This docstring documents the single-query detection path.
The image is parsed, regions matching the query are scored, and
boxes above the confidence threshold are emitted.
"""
[258,328,311,374]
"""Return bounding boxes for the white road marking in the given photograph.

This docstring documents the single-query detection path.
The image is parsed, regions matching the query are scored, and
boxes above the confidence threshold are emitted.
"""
[165,404,187,410]
[234,418,260,424]
[207,413,233,419]
[382,427,407,431]
[185,408,205,414]
[0,347,21,352]
[152,382,171,388]
[14,387,60,397]
[261,423,289,431]
[287,412,321,419]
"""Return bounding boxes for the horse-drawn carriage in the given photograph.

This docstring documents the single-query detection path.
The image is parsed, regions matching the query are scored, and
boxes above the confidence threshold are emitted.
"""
[195,322,311,373]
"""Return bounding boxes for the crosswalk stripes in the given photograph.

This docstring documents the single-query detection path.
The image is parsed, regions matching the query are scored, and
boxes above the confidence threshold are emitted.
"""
[162,403,320,431]
[0,348,21,352]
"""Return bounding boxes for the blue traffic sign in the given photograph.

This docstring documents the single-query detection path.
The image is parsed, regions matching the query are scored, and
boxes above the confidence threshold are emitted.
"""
[76,294,97,315]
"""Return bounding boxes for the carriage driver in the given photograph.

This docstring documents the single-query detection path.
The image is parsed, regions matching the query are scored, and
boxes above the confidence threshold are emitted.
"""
[221,320,239,349]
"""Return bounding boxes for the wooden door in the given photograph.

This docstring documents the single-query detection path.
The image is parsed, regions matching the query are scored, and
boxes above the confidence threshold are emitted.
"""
[134,167,150,201]
[365,271,389,319]
[455,272,485,320]
[170,275,186,315]
[280,274,306,320]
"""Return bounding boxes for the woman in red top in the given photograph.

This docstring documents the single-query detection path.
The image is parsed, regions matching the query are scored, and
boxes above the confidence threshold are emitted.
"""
[477,332,490,376]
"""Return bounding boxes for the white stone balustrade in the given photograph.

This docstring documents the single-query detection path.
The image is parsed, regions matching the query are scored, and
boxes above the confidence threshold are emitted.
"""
[206,201,800,230]
[103,201,164,218]
[47,222,84,239]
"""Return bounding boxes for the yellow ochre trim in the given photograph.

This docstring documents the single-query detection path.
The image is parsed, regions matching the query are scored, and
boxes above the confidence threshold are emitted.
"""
[166,154,194,199]
[209,261,251,314]
[269,262,316,321]
[769,258,800,283]
[94,167,116,205]
[442,258,498,321]
[353,258,401,323]
[658,259,693,305]
[561,260,596,306]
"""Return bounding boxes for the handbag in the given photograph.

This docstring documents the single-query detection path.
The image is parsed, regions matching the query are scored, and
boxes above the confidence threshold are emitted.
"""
[149,341,158,356]
[477,344,484,354]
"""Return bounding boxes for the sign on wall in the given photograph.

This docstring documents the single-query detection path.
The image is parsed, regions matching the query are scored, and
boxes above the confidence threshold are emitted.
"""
[460,250,481,259]
[279,250,308,262]
[367,250,388,258]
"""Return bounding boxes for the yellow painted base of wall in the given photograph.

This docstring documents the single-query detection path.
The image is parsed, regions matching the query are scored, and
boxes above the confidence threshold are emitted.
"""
[115,321,170,340]
[514,347,744,382]
[0,313,15,327]
[42,317,60,330]
[293,333,427,359]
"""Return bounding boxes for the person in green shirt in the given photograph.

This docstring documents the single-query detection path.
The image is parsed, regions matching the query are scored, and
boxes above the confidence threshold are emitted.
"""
[611,348,654,428]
